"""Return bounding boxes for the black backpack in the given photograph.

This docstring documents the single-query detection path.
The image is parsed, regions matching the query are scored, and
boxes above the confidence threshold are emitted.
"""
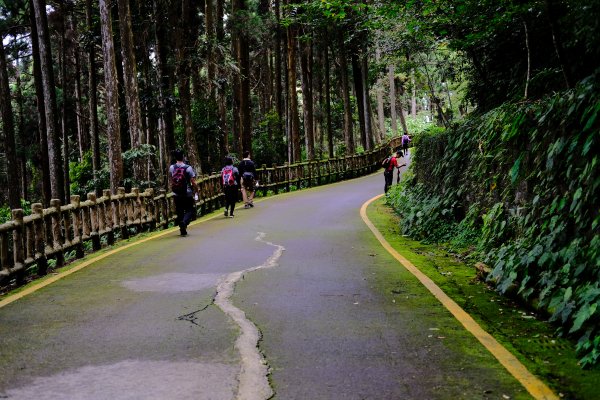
[171,164,189,195]
[381,157,391,170]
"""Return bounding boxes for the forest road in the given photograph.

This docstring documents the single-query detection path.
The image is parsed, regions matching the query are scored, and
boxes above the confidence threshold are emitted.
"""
[0,162,530,399]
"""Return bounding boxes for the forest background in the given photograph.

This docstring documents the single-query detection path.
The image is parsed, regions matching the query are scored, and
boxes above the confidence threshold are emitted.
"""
[0,0,598,366]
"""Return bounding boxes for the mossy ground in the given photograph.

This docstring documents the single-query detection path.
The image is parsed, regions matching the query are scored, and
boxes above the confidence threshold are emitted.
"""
[367,197,600,400]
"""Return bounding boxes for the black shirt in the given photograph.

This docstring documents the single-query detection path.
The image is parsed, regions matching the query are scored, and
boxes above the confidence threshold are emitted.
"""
[238,159,256,176]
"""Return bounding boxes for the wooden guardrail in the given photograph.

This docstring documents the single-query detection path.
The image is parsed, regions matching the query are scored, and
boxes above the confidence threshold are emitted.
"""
[0,138,401,288]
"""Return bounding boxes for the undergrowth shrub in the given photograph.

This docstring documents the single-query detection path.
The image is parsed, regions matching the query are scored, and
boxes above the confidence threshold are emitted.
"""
[387,72,600,367]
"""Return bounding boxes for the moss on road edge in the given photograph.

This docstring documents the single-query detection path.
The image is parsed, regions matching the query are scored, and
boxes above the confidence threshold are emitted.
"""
[366,196,600,400]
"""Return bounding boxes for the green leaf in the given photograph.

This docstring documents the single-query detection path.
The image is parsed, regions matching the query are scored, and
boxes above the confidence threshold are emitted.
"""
[564,286,573,301]
[510,155,522,184]
[570,303,597,334]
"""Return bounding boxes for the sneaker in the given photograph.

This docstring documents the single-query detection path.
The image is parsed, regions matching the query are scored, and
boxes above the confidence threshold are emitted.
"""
[229,214,234,218]
[179,222,187,236]
[244,204,250,209]
[249,203,254,208]
[224,210,228,217]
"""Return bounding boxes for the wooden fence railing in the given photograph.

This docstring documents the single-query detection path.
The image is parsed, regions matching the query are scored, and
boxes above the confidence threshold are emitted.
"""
[0,137,401,288]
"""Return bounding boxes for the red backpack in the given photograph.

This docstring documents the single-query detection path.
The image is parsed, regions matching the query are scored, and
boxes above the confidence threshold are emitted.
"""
[222,166,236,186]
[171,164,189,195]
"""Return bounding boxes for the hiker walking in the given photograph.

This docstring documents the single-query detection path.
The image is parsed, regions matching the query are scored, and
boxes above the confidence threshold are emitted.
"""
[221,156,240,218]
[169,149,199,236]
[238,151,257,208]
[383,150,406,193]
[401,133,412,156]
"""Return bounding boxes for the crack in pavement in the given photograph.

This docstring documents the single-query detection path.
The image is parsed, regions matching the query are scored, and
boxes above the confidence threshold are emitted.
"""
[214,232,285,400]
[177,300,215,326]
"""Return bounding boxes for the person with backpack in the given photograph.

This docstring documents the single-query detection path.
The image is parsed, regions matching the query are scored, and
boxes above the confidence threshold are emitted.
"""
[169,149,199,236]
[221,156,240,218]
[238,151,257,209]
[383,150,406,193]
[401,133,412,156]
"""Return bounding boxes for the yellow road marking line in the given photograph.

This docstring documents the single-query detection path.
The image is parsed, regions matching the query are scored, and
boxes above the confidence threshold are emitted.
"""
[0,212,222,309]
[360,194,558,400]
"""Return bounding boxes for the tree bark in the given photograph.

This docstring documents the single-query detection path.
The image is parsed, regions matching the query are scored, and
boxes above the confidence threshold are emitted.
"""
[361,54,373,150]
[32,0,65,202]
[337,29,354,155]
[85,0,101,190]
[397,83,409,135]
[153,0,176,179]
[15,73,28,201]
[29,0,51,205]
[99,0,124,191]
[388,65,398,137]
[299,35,315,160]
[117,0,145,182]
[324,37,333,158]
[286,19,301,162]
[232,0,252,155]
[0,39,21,209]
[375,47,386,141]
[74,34,88,161]
[59,5,72,201]
[273,0,283,139]
[175,0,201,172]
[351,53,367,150]
[411,68,417,118]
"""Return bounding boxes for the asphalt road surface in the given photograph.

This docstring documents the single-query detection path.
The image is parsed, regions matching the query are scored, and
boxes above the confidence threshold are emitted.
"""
[0,165,529,399]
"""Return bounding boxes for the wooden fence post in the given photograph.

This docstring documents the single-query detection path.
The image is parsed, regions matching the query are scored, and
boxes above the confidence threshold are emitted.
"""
[87,193,101,251]
[103,189,115,245]
[71,196,84,259]
[117,187,129,239]
[11,209,25,284]
[145,188,156,230]
[32,203,47,276]
[159,189,169,229]
[50,199,64,267]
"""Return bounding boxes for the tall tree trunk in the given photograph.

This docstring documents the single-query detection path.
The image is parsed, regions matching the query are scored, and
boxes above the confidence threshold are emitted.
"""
[375,47,386,140]
[388,65,398,136]
[232,0,252,154]
[85,0,101,190]
[411,68,417,118]
[29,0,51,205]
[154,0,176,181]
[74,38,88,160]
[15,73,28,201]
[117,0,145,182]
[351,53,367,150]
[299,35,315,160]
[273,0,283,139]
[32,0,65,202]
[397,83,409,135]
[337,29,354,155]
[99,0,124,192]
[175,0,201,172]
[286,18,301,162]
[215,0,228,156]
[361,55,373,150]
[0,39,21,209]
[206,0,216,98]
[59,6,72,202]
[324,38,333,158]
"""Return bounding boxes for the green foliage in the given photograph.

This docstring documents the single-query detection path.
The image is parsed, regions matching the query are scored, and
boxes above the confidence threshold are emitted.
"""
[122,144,159,188]
[252,109,287,167]
[388,72,600,366]
[69,151,109,197]
[0,198,31,224]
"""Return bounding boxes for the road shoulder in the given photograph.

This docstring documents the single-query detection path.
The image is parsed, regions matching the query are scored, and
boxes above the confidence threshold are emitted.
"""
[366,196,600,400]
